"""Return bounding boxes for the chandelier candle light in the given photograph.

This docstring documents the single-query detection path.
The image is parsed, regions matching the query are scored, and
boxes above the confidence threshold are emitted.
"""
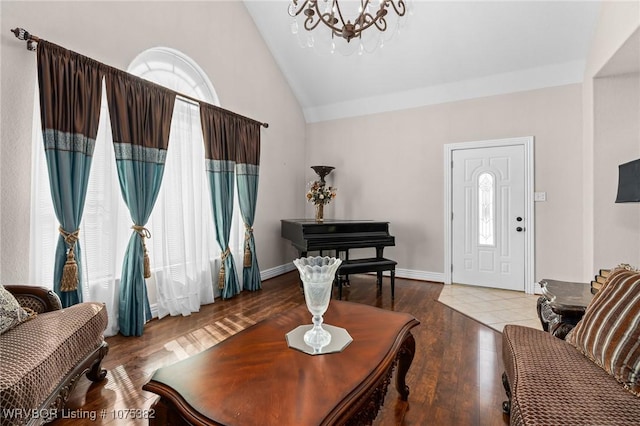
[288,0,408,54]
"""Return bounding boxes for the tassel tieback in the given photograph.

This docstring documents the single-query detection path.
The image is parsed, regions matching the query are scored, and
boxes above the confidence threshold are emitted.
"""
[218,248,231,289]
[132,225,152,279]
[243,225,253,268]
[59,227,80,292]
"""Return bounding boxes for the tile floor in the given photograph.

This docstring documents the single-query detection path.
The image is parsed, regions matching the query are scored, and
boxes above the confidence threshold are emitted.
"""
[437,283,543,332]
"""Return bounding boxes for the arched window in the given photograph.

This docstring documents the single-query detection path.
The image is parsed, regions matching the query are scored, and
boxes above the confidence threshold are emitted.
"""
[30,48,241,336]
[128,47,218,105]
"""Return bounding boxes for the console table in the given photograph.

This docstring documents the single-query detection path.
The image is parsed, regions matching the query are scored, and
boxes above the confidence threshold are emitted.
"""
[143,301,419,425]
[537,279,594,339]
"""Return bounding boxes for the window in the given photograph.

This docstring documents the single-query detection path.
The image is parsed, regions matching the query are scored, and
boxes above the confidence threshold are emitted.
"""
[128,48,218,105]
[478,172,495,246]
[30,48,241,336]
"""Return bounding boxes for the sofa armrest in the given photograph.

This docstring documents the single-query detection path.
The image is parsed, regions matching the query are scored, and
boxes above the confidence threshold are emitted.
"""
[4,285,62,313]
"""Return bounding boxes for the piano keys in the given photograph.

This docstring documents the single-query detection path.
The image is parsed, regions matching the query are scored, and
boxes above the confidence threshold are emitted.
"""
[280,219,395,259]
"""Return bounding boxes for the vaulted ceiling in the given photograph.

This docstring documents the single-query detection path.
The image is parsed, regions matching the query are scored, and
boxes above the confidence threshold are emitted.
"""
[244,1,601,122]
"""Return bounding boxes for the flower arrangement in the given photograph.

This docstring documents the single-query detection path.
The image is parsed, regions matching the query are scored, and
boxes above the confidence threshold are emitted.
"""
[306,180,337,205]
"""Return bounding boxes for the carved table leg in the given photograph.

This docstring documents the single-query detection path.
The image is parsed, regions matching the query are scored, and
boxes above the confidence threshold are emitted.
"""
[396,332,416,401]
[536,296,549,332]
[550,318,579,340]
[149,397,185,426]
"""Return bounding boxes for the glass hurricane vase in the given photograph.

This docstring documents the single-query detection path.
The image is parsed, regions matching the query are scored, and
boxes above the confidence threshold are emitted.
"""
[315,203,324,222]
[293,256,342,349]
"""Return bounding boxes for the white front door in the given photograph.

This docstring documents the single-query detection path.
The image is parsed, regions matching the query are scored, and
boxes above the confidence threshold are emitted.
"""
[451,144,526,290]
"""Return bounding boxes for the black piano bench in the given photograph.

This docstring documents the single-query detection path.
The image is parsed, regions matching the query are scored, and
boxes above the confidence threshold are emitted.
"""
[335,258,397,300]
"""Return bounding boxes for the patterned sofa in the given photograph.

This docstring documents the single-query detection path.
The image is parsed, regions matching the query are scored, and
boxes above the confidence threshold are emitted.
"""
[502,268,640,425]
[0,285,108,426]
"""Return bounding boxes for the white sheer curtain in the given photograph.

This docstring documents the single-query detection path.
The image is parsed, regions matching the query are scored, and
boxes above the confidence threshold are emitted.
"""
[147,99,217,319]
[130,48,244,318]
[29,48,244,336]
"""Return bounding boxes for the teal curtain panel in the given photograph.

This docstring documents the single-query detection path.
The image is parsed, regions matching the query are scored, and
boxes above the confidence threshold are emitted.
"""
[200,105,241,299]
[105,70,176,336]
[236,122,262,291]
[36,41,103,307]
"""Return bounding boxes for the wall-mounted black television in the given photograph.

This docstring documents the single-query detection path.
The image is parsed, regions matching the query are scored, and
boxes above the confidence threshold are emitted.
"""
[615,159,640,203]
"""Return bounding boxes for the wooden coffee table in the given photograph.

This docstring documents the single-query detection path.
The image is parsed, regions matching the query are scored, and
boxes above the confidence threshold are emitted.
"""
[143,300,419,425]
[537,279,594,339]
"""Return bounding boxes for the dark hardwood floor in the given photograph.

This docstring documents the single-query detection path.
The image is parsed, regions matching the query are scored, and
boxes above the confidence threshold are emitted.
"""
[54,272,511,425]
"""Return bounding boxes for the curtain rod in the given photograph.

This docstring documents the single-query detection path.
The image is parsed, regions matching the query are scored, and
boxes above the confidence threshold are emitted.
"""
[11,27,269,129]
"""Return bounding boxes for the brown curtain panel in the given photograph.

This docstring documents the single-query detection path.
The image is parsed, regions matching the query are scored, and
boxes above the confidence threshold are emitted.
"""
[104,69,176,336]
[37,40,104,307]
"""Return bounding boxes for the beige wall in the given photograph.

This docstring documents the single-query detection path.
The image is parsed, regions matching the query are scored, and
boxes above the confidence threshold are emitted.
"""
[593,74,640,268]
[582,0,640,278]
[306,84,584,282]
[0,1,307,283]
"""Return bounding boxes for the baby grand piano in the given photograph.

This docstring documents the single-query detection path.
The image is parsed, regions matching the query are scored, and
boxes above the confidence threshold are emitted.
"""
[281,219,397,299]
[280,219,395,259]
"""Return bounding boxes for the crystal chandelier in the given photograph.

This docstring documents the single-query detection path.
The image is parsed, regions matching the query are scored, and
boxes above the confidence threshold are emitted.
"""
[288,0,408,54]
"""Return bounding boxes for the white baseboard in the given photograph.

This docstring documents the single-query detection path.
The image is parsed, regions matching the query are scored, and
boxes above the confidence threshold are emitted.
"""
[150,303,159,319]
[260,263,296,281]
[396,268,444,283]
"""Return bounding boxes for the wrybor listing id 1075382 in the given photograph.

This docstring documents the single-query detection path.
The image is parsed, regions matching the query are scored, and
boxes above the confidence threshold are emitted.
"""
[0,408,156,422]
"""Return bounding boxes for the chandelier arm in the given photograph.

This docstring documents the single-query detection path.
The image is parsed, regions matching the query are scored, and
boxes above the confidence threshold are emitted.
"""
[388,0,407,17]
[303,14,327,32]
[327,0,342,38]
[327,3,379,39]
[312,1,356,37]
[358,12,388,33]
[371,17,388,32]
[358,0,370,26]
[289,0,311,17]
[316,16,345,36]
[332,0,347,28]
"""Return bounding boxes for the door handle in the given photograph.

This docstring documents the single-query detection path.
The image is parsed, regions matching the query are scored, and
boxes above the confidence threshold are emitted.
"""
[516,217,523,222]
[516,227,524,232]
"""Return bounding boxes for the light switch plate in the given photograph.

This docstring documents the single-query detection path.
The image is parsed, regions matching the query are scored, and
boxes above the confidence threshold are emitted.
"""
[534,192,547,202]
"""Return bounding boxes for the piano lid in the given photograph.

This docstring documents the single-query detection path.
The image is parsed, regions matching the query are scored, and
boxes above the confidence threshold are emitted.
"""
[281,219,391,234]
[281,219,394,253]
[281,219,388,224]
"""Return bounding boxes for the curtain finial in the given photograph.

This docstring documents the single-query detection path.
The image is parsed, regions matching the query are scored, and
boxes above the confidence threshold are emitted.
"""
[11,27,39,51]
